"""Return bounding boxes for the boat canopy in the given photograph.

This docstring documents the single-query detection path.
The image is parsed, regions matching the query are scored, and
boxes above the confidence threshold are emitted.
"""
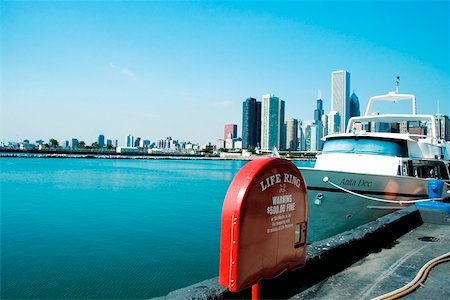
[364,92,416,116]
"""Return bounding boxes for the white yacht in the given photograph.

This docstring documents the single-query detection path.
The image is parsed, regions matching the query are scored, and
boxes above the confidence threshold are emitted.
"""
[300,90,450,242]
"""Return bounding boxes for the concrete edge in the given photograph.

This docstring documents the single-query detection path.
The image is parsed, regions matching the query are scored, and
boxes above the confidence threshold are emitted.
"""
[162,206,423,299]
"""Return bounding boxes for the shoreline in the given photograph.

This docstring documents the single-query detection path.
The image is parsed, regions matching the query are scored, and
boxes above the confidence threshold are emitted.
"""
[0,152,316,161]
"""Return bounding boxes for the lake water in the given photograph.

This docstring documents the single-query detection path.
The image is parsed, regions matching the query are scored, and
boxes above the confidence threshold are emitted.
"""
[1,157,314,299]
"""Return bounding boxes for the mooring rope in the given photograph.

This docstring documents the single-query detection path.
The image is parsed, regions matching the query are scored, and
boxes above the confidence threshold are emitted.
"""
[371,252,450,300]
[322,177,441,205]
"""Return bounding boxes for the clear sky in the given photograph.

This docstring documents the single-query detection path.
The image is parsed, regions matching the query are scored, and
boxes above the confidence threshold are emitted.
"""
[2,0,449,145]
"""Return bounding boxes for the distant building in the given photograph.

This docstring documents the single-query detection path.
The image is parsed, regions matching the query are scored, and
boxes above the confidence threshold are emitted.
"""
[225,134,234,150]
[106,139,113,147]
[436,114,450,141]
[350,92,360,119]
[116,147,139,154]
[306,124,320,151]
[321,114,328,137]
[216,139,226,150]
[285,117,298,151]
[143,140,151,147]
[71,138,79,149]
[126,134,134,147]
[134,137,141,147]
[98,134,105,148]
[331,70,351,132]
[313,98,325,148]
[234,138,243,150]
[224,124,238,140]
[298,121,306,151]
[261,94,285,150]
[242,97,261,149]
[314,98,324,124]
[328,110,341,134]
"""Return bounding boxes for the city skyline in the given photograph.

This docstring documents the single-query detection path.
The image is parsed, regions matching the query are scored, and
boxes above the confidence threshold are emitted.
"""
[2,1,449,144]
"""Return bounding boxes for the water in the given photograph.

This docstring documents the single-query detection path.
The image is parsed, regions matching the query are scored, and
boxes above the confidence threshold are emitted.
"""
[1,157,313,299]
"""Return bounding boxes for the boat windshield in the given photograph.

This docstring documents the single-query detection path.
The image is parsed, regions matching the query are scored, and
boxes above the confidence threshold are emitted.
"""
[322,138,408,157]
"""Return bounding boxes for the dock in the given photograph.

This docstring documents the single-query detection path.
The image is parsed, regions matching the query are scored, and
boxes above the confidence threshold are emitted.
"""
[163,204,449,299]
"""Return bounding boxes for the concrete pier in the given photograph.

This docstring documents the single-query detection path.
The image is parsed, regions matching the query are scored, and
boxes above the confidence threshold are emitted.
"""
[163,205,449,299]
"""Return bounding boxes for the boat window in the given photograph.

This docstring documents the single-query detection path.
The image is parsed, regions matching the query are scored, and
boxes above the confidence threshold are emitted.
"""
[322,138,408,157]
[409,160,450,180]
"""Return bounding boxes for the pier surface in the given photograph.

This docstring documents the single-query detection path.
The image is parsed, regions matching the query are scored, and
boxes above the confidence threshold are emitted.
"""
[164,205,449,299]
[291,221,449,299]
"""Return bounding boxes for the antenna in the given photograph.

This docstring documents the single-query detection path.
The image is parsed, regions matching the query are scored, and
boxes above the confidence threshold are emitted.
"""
[395,76,400,93]
[437,100,442,140]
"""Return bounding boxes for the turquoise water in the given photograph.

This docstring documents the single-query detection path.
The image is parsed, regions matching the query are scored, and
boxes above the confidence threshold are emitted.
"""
[1,157,313,299]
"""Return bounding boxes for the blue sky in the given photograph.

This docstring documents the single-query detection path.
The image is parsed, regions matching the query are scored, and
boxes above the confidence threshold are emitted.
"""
[2,0,449,145]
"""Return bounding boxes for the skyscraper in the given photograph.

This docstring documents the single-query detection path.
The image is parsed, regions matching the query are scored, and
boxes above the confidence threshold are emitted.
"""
[98,134,105,148]
[313,98,325,149]
[261,94,285,150]
[314,98,324,124]
[331,70,351,133]
[328,111,341,134]
[71,138,79,150]
[242,97,261,149]
[285,117,298,151]
[298,121,306,151]
[321,114,328,137]
[224,124,238,140]
[436,114,450,141]
[350,92,360,119]
[126,134,134,147]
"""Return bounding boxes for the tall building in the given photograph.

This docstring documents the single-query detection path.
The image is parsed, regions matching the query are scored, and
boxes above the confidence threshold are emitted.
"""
[98,134,105,148]
[313,98,325,148]
[328,111,341,134]
[126,134,134,147]
[321,114,329,137]
[306,124,320,151]
[242,97,261,149]
[224,124,238,140]
[350,92,360,119]
[134,137,141,147]
[261,94,285,150]
[298,121,306,151]
[331,70,351,132]
[436,114,450,141]
[71,138,79,150]
[314,98,324,124]
[285,117,298,151]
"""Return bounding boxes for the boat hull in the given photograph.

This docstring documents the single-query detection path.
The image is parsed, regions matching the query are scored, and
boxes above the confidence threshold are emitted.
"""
[299,167,447,242]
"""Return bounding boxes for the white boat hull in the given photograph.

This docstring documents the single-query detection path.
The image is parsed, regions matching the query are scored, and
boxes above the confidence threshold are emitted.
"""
[299,167,448,242]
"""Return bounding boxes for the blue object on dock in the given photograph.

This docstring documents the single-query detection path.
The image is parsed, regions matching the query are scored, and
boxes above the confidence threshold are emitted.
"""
[427,179,444,198]
[415,201,450,213]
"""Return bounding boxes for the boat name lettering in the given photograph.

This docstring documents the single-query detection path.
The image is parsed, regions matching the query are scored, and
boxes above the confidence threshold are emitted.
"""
[340,178,373,187]
[260,173,302,191]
